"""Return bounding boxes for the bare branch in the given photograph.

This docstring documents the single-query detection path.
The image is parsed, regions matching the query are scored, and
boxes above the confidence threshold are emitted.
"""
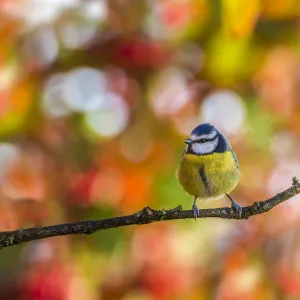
[0,177,299,249]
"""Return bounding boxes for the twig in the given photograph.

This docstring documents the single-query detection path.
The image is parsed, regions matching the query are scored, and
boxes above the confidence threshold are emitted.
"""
[0,177,299,249]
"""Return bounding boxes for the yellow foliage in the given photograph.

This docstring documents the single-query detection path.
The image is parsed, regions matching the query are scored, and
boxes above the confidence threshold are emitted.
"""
[221,0,261,38]
[262,0,300,19]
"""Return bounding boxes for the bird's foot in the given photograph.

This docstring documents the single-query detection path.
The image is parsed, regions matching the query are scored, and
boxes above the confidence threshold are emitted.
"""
[192,203,199,221]
[231,199,242,218]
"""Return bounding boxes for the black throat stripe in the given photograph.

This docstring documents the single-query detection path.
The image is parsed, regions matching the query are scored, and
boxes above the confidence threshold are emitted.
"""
[199,165,211,195]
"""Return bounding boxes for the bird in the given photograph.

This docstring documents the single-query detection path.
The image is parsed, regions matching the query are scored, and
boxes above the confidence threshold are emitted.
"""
[176,123,242,220]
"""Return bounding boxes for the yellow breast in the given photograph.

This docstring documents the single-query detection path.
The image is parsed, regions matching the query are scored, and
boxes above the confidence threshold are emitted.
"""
[176,151,240,200]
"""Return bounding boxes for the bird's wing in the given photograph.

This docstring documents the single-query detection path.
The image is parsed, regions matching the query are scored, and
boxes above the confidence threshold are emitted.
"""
[223,134,239,170]
[228,147,239,170]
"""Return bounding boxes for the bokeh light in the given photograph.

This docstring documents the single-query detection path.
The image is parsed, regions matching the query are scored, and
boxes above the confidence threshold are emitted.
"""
[63,67,107,112]
[0,143,20,178]
[22,27,59,68]
[42,73,71,117]
[149,67,192,116]
[201,90,246,136]
[84,92,129,137]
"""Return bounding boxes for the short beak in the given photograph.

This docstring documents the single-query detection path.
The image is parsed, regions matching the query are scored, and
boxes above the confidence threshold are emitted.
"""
[184,139,191,145]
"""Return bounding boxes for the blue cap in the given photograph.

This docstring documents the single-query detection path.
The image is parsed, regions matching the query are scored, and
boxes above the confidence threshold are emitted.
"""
[191,123,215,136]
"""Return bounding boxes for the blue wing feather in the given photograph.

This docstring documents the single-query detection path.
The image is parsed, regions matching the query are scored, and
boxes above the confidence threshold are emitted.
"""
[229,148,239,170]
[223,134,239,170]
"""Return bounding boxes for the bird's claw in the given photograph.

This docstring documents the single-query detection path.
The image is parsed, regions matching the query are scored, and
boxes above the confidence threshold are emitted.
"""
[231,200,242,218]
[192,204,199,221]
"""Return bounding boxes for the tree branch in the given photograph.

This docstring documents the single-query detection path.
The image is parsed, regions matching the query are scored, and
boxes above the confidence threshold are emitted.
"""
[0,177,299,249]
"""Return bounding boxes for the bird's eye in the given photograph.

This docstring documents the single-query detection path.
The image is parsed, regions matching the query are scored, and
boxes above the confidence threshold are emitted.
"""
[199,139,207,143]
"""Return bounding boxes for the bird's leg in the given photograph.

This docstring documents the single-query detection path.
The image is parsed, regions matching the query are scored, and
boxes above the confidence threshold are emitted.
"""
[192,196,199,221]
[226,194,242,218]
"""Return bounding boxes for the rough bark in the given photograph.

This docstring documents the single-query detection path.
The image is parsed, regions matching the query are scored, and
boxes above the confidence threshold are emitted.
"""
[0,177,299,249]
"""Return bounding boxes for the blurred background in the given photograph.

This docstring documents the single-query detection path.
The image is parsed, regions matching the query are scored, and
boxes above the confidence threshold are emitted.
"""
[0,0,300,299]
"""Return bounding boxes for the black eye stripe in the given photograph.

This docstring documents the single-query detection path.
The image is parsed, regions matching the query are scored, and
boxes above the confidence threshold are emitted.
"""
[193,137,216,143]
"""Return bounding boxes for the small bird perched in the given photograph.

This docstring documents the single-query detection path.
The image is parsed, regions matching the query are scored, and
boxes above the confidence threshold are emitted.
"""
[177,123,242,220]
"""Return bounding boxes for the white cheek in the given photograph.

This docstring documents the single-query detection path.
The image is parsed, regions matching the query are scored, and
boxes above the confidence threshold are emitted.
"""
[192,138,219,154]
